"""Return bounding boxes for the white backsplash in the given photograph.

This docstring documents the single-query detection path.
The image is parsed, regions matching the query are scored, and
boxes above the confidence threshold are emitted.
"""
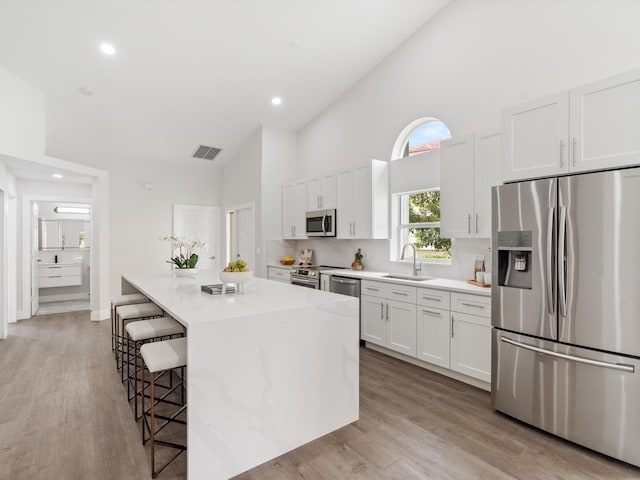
[266,238,491,281]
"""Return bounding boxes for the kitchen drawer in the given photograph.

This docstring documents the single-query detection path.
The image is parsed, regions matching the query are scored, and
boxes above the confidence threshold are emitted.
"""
[361,280,386,299]
[38,265,81,278]
[39,275,82,288]
[386,283,417,303]
[451,292,491,318]
[267,266,290,283]
[417,287,450,310]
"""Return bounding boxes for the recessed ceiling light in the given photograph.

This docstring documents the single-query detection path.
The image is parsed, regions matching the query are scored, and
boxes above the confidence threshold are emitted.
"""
[100,43,116,55]
[271,97,282,106]
[52,173,63,179]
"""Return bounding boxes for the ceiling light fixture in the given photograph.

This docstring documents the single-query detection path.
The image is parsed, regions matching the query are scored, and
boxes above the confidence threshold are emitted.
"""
[271,97,282,106]
[54,206,90,214]
[52,173,64,179]
[100,43,116,55]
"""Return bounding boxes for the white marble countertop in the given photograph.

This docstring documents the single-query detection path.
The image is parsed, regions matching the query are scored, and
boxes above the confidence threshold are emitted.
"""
[121,270,360,479]
[322,269,492,296]
[123,270,357,326]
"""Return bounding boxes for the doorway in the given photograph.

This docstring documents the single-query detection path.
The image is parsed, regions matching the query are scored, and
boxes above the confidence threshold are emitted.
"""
[32,200,91,316]
[225,203,255,271]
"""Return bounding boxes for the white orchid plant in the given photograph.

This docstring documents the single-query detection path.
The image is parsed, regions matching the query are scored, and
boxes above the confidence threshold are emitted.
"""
[161,234,207,269]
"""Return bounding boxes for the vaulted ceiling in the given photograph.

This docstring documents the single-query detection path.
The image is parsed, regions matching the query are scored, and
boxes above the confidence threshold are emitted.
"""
[0,0,448,166]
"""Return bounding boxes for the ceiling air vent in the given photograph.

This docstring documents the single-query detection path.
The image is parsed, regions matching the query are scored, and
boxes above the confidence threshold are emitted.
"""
[192,145,222,161]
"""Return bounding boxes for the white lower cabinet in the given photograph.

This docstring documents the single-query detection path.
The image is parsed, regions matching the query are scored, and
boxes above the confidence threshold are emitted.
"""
[360,279,491,386]
[360,281,417,356]
[267,266,290,284]
[417,306,450,368]
[386,300,416,357]
[450,292,491,383]
[361,294,386,345]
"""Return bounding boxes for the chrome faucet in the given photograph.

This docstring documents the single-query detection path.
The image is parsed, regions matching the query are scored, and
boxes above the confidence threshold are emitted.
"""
[401,243,422,277]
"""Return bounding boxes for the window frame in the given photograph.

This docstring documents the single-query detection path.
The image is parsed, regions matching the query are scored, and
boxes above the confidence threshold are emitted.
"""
[391,189,452,265]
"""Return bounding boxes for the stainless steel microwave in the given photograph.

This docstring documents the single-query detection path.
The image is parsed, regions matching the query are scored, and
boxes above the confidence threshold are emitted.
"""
[305,209,336,237]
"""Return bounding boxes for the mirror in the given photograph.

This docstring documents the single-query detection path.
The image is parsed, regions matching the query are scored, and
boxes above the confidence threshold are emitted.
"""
[38,219,90,250]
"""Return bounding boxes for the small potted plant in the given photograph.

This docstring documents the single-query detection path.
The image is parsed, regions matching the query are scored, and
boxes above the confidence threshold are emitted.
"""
[352,248,364,271]
[161,234,206,277]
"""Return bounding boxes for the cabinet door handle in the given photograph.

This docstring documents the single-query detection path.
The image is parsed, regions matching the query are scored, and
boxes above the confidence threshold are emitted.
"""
[451,316,455,337]
[385,303,389,321]
[559,139,565,168]
[422,309,441,317]
[421,295,441,302]
[365,286,380,292]
[475,213,479,234]
[572,137,577,167]
[49,266,62,269]
[391,290,409,296]
[380,302,384,320]
[49,275,62,278]
[461,301,485,309]
[468,214,471,234]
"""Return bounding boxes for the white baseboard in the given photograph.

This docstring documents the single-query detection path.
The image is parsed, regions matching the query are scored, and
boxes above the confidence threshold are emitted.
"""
[91,308,109,321]
[39,292,90,303]
[365,342,491,392]
[16,309,29,320]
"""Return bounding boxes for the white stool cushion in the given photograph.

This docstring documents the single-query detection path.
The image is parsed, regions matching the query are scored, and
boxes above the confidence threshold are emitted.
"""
[141,337,187,373]
[126,317,184,342]
[117,303,163,320]
[111,293,149,307]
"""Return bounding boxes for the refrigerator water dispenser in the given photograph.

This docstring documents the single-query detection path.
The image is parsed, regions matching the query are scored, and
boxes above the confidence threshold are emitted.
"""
[497,231,532,290]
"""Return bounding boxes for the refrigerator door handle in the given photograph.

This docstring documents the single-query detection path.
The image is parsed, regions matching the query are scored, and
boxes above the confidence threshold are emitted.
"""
[500,336,635,373]
[546,206,555,315]
[558,206,568,317]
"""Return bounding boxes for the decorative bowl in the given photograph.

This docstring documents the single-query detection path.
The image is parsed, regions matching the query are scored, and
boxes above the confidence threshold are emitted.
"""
[280,259,295,265]
[174,267,199,278]
[219,270,253,284]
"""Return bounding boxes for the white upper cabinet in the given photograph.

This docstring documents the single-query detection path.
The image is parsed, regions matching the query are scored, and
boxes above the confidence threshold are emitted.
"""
[441,132,500,238]
[570,69,640,172]
[440,135,475,238]
[336,160,389,239]
[307,172,337,210]
[503,69,640,182]
[282,178,307,239]
[502,92,569,182]
[474,130,502,237]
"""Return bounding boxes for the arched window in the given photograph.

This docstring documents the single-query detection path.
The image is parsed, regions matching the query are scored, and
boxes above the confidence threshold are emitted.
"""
[390,117,452,263]
[390,117,451,160]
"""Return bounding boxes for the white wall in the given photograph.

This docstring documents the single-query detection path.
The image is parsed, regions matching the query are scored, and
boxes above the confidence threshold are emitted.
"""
[297,0,640,175]
[46,107,223,297]
[293,0,640,279]
[0,65,44,161]
[222,129,262,275]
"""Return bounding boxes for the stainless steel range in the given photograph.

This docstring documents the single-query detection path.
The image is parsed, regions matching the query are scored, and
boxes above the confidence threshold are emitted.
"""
[289,265,343,289]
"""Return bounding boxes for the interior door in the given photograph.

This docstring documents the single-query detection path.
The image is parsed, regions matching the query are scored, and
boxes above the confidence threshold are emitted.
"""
[559,167,640,356]
[173,204,221,271]
[231,206,254,271]
[31,201,39,316]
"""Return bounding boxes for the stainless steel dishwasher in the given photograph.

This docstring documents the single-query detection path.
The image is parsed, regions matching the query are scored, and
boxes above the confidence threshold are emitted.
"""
[329,276,361,297]
[329,276,362,345]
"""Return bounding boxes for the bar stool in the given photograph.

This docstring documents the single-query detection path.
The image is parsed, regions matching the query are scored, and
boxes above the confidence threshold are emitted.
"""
[141,337,187,478]
[116,303,164,379]
[125,317,185,420]
[111,293,150,353]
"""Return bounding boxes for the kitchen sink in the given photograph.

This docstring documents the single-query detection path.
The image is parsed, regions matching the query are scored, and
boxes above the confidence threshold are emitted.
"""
[381,274,435,282]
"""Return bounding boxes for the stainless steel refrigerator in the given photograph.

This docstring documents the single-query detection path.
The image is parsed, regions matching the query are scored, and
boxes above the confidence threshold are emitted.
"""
[491,167,640,466]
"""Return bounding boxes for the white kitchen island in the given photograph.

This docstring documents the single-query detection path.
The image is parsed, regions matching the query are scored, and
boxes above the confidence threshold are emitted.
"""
[121,271,359,480]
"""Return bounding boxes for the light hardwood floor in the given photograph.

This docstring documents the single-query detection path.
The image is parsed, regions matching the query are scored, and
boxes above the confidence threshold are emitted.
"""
[1,313,639,480]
